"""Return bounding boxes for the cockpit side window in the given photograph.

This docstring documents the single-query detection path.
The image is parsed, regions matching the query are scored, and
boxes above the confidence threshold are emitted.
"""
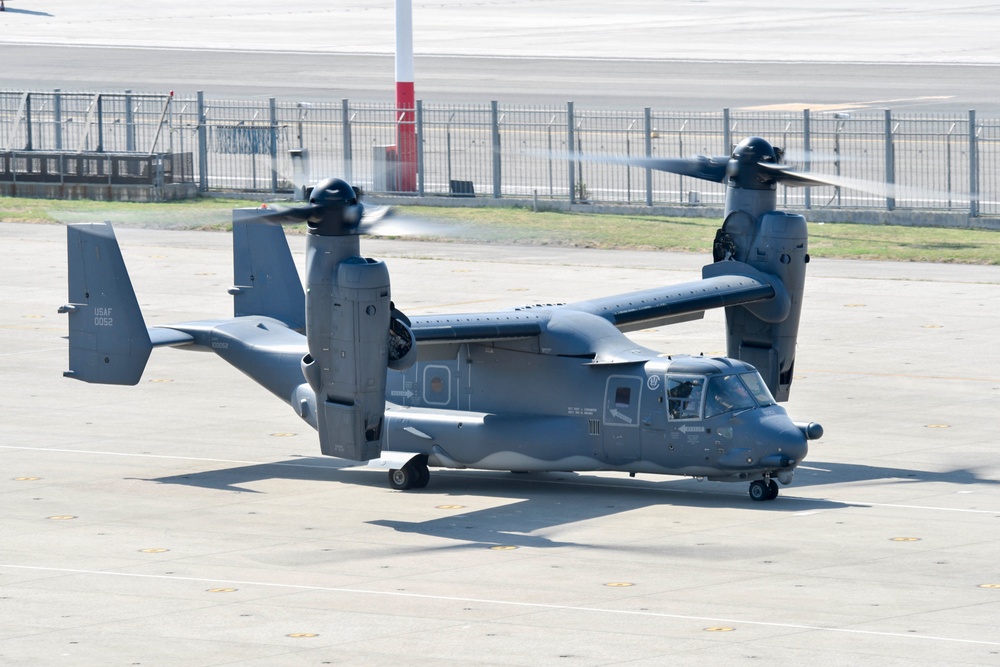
[705,374,757,418]
[667,376,704,421]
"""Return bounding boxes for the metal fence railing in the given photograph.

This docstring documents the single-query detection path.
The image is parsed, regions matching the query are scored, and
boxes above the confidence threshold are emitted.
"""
[1,90,997,217]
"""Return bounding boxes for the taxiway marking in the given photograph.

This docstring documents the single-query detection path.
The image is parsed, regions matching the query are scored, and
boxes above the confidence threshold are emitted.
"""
[740,96,954,112]
[2,564,999,648]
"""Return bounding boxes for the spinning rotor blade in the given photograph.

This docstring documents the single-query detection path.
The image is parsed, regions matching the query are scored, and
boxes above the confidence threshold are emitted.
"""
[250,177,365,236]
[596,154,729,183]
[357,208,460,238]
[253,202,323,225]
[250,178,461,238]
[551,150,729,183]
[757,163,971,202]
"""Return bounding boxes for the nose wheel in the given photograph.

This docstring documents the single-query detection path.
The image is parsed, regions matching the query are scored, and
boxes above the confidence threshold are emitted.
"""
[749,478,779,501]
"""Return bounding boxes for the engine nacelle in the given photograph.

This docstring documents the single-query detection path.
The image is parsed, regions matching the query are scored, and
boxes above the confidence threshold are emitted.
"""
[713,210,808,401]
[304,234,391,461]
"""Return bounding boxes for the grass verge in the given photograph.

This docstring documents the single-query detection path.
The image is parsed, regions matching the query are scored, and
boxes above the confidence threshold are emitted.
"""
[1,196,997,264]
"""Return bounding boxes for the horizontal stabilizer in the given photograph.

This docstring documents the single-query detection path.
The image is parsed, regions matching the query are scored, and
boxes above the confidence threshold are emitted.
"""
[60,223,151,385]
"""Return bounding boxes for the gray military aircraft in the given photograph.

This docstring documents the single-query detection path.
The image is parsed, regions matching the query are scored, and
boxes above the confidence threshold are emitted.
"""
[61,136,832,501]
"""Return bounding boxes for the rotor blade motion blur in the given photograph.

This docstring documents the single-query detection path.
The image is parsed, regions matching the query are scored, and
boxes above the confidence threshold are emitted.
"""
[758,163,973,203]
[547,150,729,183]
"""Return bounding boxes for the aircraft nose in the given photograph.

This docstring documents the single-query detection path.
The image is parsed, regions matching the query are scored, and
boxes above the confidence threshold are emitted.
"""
[757,422,809,469]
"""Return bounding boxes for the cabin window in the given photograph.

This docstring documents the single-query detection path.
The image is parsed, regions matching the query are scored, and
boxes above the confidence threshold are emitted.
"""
[614,386,631,408]
[422,365,452,406]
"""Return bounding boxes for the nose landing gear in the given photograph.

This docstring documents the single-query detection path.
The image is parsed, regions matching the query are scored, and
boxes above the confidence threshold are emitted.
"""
[749,477,780,501]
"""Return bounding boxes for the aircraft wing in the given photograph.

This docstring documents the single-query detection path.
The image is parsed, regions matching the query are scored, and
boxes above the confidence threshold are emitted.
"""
[563,269,776,333]
[409,312,546,344]
[405,262,782,359]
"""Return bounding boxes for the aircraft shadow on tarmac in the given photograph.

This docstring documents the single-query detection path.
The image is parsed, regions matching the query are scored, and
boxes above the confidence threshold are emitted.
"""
[788,460,999,491]
[3,8,54,16]
[148,459,998,550]
[149,460,865,549]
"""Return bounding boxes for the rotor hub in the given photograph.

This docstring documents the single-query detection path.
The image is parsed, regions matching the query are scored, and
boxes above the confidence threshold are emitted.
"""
[306,177,365,236]
[727,136,779,190]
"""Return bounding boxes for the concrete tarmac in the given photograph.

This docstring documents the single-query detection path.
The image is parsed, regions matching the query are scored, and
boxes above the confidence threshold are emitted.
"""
[3,2,1000,664]
[2,221,1000,665]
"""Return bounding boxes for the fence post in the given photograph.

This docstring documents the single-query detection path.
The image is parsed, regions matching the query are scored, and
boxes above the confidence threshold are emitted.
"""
[24,92,32,151]
[491,100,501,198]
[567,101,576,204]
[884,109,895,211]
[969,109,978,218]
[196,91,208,192]
[53,89,62,150]
[416,99,425,197]
[644,106,653,206]
[269,97,278,193]
[96,94,104,153]
[342,98,352,183]
[723,107,731,156]
[125,89,135,152]
[803,108,811,210]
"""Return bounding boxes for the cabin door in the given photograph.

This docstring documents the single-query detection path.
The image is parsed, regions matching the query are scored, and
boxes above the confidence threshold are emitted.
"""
[601,374,643,464]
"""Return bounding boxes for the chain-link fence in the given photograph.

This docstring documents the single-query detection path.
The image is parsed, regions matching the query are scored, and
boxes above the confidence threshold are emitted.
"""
[1,90,996,216]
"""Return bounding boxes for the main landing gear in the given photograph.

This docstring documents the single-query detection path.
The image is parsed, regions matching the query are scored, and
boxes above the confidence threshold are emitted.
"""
[749,478,779,501]
[388,456,430,490]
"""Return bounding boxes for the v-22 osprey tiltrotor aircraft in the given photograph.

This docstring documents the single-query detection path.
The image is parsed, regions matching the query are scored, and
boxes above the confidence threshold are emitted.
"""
[61,136,832,501]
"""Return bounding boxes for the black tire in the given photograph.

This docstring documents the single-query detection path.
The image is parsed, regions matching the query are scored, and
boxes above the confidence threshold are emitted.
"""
[749,480,769,501]
[412,459,430,489]
[388,465,414,490]
[766,479,779,500]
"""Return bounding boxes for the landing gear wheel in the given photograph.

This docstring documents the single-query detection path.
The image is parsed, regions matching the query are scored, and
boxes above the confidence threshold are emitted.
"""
[388,458,430,491]
[766,479,779,500]
[389,464,415,490]
[412,458,430,489]
[749,479,770,502]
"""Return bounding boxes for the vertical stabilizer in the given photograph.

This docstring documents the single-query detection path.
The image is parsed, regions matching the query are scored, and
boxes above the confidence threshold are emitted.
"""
[229,214,306,330]
[60,223,151,385]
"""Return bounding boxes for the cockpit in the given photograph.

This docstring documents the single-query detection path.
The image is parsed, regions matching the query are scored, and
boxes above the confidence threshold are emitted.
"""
[667,370,775,421]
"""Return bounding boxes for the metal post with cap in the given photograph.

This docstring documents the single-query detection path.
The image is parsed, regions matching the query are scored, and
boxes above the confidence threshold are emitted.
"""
[395,0,417,192]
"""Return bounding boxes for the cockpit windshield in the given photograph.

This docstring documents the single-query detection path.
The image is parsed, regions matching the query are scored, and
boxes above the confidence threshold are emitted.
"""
[739,371,776,406]
[705,372,774,418]
[705,374,757,418]
[666,370,775,421]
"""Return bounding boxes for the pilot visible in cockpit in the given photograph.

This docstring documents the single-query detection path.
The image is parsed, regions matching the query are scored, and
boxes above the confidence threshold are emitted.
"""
[705,375,754,418]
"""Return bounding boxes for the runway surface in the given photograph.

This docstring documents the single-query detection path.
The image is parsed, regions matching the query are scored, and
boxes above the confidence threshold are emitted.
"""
[2,1,999,113]
[2,221,1000,665]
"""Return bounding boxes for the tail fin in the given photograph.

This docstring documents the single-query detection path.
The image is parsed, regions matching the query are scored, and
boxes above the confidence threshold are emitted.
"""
[229,213,305,330]
[60,223,151,385]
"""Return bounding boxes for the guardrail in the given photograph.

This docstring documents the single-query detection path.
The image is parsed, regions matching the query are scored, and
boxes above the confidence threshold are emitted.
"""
[1,90,997,217]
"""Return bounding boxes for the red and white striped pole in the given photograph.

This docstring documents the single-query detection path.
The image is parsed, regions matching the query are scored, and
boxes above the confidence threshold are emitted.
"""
[395,0,417,192]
